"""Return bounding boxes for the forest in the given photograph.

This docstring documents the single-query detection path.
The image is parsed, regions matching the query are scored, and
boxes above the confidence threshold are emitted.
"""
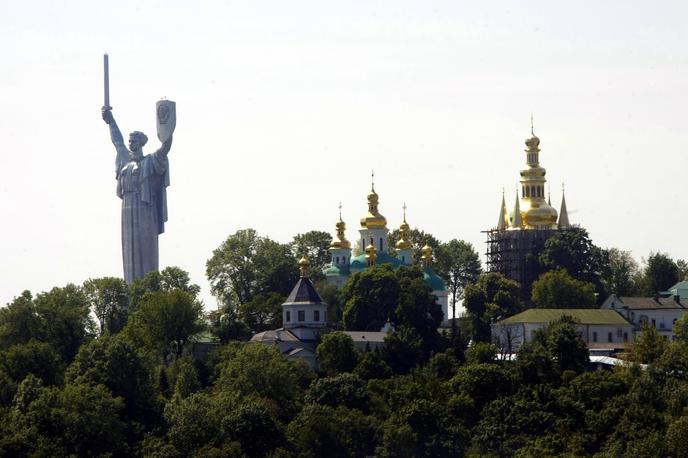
[1,227,687,457]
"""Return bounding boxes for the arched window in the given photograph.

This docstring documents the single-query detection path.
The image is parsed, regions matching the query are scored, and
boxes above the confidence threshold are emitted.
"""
[525,187,530,197]
[379,238,383,251]
[336,256,339,264]
[536,187,541,197]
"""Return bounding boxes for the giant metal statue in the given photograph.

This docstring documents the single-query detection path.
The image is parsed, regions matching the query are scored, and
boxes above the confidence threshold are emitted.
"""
[101,54,176,284]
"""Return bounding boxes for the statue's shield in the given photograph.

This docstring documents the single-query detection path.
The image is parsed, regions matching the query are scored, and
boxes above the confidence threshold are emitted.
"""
[156,100,176,142]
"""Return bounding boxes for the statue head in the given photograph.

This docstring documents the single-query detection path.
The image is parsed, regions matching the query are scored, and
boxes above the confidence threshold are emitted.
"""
[128,131,148,160]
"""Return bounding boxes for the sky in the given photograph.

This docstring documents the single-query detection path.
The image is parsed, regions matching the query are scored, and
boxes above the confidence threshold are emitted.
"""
[1,1,687,309]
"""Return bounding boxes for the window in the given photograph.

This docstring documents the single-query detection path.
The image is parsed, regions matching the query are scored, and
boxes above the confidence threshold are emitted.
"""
[608,332,613,343]
[592,331,597,342]
[617,328,623,338]
[314,310,320,322]
[651,319,656,328]
[402,256,405,263]
[624,333,628,343]
[336,256,339,264]
[379,238,383,251]
[285,311,291,322]
[298,310,305,322]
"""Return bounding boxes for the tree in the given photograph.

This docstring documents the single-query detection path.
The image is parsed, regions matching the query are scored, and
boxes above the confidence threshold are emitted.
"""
[237,292,283,334]
[601,248,640,296]
[316,331,358,375]
[305,373,370,412]
[83,277,129,335]
[207,306,252,344]
[354,352,392,380]
[465,342,497,365]
[222,401,285,457]
[206,229,298,306]
[6,382,126,457]
[642,252,679,295]
[342,265,400,331]
[286,404,379,458]
[538,227,607,295]
[463,273,522,342]
[531,269,597,308]
[382,326,426,374]
[435,239,482,332]
[290,230,332,283]
[1,340,64,386]
[0,291,40,351]
[129,266,201,311]
[631,323,668,364]
[124,290,204,361]
[31,284,95,363]
[677,259,688,282]
[214,343,313,417]
[674,314,688,344]
[66,334,157,424]
[394,267,444,350]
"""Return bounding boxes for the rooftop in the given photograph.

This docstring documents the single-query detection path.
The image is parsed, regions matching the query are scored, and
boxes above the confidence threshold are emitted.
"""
[496,308,632,326]
[606,295,686,310]
[283,277,326,306]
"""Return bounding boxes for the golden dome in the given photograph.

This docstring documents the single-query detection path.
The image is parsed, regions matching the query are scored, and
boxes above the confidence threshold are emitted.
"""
[421,244,433,267]
[364,242,377,266]
[360,185,387,229]
[395,209,413,250]
[298,256,310,277]
[330,219,351,250]
[525,134,540,151]
[521,200,558,228]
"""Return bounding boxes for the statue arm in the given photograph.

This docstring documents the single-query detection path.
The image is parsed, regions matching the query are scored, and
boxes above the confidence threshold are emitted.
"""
[154,136,173,157]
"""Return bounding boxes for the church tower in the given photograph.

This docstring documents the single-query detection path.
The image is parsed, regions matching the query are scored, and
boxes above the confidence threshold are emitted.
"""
[282,257,328,341]
[395,204,414,265]
[358,172,389,255]
[485,121,576,297]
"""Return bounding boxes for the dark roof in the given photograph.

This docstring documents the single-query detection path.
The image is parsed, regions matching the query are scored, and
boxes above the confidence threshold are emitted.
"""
[343,331,389,343]
[283,277,325,306]
[614,296,686,310]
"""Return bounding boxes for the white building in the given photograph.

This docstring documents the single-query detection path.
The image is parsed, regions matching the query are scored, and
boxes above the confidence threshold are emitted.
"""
[601,294,688,339]
[491,308,634,354]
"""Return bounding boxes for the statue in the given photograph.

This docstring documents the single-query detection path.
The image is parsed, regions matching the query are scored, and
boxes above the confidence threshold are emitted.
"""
[101,54,176,284]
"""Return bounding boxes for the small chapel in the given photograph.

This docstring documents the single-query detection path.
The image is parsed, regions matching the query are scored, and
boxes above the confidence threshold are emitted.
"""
[323,179,449,323]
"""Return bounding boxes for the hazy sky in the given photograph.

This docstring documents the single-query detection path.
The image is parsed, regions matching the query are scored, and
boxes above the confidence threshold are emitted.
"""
[2,1,687,308]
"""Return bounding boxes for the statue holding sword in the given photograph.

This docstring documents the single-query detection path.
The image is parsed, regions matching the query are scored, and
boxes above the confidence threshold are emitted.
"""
[101,53,177,284]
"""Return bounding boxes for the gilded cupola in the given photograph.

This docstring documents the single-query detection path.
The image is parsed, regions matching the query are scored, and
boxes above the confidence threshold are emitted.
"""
[360,173,388,229]
[395,204,413,250]
[365,241,377,266]
[517,121,558,229]
[421,244,433,267]
[330,204,351,249]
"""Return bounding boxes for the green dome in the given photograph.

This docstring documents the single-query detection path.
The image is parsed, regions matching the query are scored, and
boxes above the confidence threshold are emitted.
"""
[423,267,446,291]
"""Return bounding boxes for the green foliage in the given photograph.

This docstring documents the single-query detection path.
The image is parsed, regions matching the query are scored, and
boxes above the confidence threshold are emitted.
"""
[342,264,399,331]
[450,363,516,410]
[4,381,126,457]
[164,392,220,456]
[642,251,680,295]
[65,334,157,424]
[1,339,64,386]
[632,323,669,364]
[172,356,201,401]
[214,343,313,417]
[538,227,607,295]
[378,399,467,458]
[465,342,497,365]
[354,351,392,380]
[222,401,284,457]
[674,314,688,344]
[382,326,426,374]
[316,331,358,375]
[124,289,204,361]
[517,316,589,383]
[601,247,640,296]
[531,268,597,308]
[83,276,129,335]
[463,272,522,342]
[305,373,370,412]
[206,228,298,306]
[129,266,202,311]
[343,265,443,358]
[238,292,284,334]
[0,285,95,363]
[207,306,252,344]
[286,404,380,458]
[290,230,332,283]
[435,239,482,321]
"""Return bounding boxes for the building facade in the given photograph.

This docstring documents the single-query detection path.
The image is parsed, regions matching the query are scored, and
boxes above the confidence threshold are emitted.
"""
[601,294,688,340]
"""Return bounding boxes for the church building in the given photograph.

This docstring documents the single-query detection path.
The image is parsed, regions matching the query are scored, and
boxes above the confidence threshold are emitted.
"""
[484,126,573,295]
[323,180,449,323]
